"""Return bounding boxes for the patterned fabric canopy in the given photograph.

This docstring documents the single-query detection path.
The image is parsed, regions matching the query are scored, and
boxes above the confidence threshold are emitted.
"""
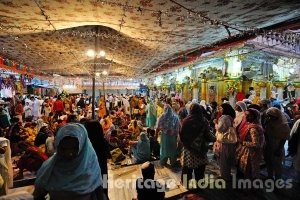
[0,0,299,78]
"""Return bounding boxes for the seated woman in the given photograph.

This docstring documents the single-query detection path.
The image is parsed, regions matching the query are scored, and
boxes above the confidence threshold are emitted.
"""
[128,120,143,140]
[108,130,120,150]
[129,132,151,164]
[102,117,115,140]
[14,141,48,179]
[7,117,23,156]
[33,123,106,200]
[34,124,50,147]
[108,130,128,154]
[115,108,126,126]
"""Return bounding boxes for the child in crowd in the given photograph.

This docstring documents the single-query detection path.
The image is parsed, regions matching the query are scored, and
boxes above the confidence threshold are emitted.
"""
[148,129,160,158]
[135,162,165,200]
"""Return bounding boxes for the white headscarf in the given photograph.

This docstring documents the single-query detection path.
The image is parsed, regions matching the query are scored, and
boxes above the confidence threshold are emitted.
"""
[200,100,207,110]
[0,137,13,188]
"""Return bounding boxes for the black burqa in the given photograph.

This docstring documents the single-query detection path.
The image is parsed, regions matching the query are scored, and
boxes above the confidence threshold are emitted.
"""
[85,120,110,198]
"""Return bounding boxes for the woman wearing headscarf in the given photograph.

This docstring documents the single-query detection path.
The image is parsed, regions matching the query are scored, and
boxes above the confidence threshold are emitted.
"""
[85,120,110,198]
[156,104,181,167]
[98,96,107,120]
[33,123,106,200]
[36,119,46,133]
[155,98,164,119]
[289,117,300,183]
[200,100,211,121]
[180,103,215,188]
[178,100,188,124]
[264,107,290,179]
[128,120,143,140]
[64,95,72,114]
[101,117,115,141]
[129,132,151,163]
[34,124,50,147]
[0,137,13,195]
[214,103,236,181]
[145,99,157,129]
[233,101,247,129]
[236,108,265,179]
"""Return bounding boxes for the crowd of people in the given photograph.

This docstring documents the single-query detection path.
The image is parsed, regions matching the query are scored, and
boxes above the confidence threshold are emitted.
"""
[0,91,300,199]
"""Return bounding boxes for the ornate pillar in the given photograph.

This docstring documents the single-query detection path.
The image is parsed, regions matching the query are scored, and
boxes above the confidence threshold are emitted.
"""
[254,81,268,101]
[272,81,286,100]
[242,80,252,95]
[182,83,191,103]
[266,81,272,99]
[218,79,225,104]
[201,79,207,102]
[192,80,200,101]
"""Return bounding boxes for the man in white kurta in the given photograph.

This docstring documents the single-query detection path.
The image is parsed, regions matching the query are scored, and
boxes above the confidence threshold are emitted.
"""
[32,98,41,120]
[122,96,131,115]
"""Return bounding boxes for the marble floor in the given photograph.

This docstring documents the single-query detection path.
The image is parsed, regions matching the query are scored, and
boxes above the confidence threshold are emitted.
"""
[5,148,300,200]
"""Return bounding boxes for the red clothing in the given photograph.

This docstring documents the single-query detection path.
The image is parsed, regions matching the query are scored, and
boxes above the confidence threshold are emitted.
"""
[17,145,48,172]
[15,103,24,115]
[237,92,246,102]
[52,99,64,112]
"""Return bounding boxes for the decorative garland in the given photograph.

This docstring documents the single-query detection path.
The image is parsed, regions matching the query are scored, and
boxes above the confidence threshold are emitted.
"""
[0,75,16,90]
[225,80,240,94]
[0,56,45,77]
[0,73,32,91]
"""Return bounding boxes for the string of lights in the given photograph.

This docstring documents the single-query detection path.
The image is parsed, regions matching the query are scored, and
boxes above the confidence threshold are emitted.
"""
[143,28,300,75]
[90,0,250,30]
[0,0,254,33]
[34,0,56,31]
[0,0,298,80]
[169,0,246,34]
[263,31,300,48]
[0,14,248,36]
[135,22,183,76]
[108,0,129,76]
[0,23,243,45]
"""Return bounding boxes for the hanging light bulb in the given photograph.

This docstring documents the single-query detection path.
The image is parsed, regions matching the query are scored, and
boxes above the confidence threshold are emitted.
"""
[99,50,106,57]
[102,70,108,75]
[86,49,95,57]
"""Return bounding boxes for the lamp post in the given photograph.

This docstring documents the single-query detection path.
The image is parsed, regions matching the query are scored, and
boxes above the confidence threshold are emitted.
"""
[102,70,108,100]
[86,27,106,119]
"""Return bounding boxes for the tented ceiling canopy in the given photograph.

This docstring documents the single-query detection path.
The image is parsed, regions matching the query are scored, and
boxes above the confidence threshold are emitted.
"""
[0,0,300,79]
